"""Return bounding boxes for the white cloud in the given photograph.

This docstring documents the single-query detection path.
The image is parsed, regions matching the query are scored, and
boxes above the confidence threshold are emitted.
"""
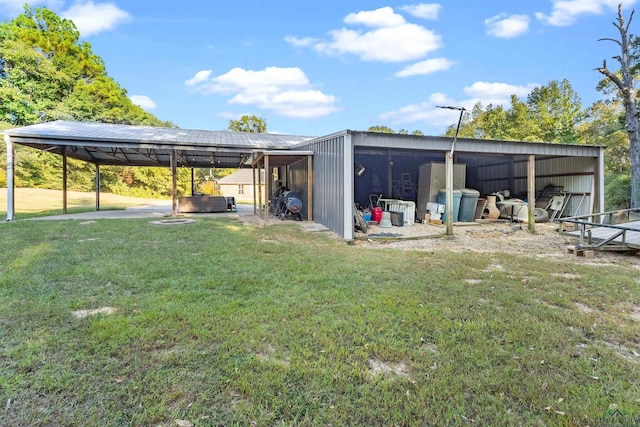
[378,93,469,127]
[314,25,441,63]
[129,95,156,110]
[395,57,454,77]
[535,0,636,26]
[344,6,406,27]
[485,13,530,38]
[62,1,131,36]
[185,66,340,119]
[185,70,213,87]
[464,81,538,102]
[378,81,539,126]
[291,6,442,63]
[284,35,318,47]
[400,4,441,20]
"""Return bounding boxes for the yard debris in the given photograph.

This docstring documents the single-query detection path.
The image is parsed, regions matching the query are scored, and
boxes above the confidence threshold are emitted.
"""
[72,306,117,319]
[79,220,97,225]
[175,420,193,427]
[460,414,475,423]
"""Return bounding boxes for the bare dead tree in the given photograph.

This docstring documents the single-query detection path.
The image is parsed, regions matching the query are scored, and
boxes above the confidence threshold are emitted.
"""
[596,3,640,208]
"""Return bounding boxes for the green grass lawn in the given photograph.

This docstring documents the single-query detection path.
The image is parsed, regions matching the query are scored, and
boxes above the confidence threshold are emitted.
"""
[0,188,168,219]
[1,217,640,426]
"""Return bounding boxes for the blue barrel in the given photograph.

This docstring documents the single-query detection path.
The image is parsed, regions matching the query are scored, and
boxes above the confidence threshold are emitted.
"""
[458,189,480,222]
[437,189,462,222]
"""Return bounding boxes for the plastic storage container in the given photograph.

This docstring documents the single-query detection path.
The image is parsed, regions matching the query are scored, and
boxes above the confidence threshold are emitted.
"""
[437,189,462,222]
[458,189,480,222]
[385,200,416,226]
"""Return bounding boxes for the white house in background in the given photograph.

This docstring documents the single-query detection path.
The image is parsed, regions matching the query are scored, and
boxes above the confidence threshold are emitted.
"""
[217,168,264,203]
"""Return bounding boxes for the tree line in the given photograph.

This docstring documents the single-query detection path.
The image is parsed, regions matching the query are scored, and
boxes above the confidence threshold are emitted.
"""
[0,6,254,197]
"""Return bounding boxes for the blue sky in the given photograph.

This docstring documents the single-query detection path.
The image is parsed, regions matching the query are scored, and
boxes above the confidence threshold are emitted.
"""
[0,0,637,136]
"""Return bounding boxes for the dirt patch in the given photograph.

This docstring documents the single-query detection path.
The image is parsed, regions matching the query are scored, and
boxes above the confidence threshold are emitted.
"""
[149,218,196,225]
[356,222,640,266]
[484,264,505,272]
[601,340,640,364]
[368,359,410,378]
[256,344,290,367]
[554,273,581,280]
[574,302,593,314]
[72,306,117,319]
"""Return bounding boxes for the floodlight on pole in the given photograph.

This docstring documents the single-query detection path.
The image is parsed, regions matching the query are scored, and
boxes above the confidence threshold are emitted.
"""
[436,105,466,236]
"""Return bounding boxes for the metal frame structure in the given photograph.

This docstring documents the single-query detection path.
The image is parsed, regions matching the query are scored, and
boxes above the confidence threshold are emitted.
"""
[3,121,313,220]
[250,150,314,222]
[559,208,640,250]
[4,122,606,242]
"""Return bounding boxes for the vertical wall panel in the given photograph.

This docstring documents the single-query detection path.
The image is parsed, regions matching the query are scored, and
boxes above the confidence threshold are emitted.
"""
[294,133,347,238]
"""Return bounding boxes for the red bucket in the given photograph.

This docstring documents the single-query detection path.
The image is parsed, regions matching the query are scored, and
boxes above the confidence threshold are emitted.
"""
[371,207,383,224]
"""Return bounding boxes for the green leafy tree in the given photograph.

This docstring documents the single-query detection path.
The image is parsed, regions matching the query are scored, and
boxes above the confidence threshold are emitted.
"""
[527,79,584,143]
[578,100,629,174]
[444,81,583,143]
[578,100,630,210]
[1,5,178,196]
[228,115,267,133]
[367,125,395,133]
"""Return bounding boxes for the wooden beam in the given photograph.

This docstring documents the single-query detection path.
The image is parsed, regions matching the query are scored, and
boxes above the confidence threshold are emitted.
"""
[95,164,101,211]
[62,145,68,215]
[527,154,536,233]
[258,161,263,217]
[307,155,313,221]
[253,165,257,216]
[445,152,454,236]
[171,149,177,217]
[264,155,270,222]
[191,168,195,196]
[593,154,604,216]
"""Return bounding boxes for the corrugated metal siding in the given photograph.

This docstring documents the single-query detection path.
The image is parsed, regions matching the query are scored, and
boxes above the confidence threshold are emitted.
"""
[295,133,347,238]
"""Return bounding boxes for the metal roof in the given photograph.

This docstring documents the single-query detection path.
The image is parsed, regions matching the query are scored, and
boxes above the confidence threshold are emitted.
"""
[347,130,604,157]
[3,121,316,168]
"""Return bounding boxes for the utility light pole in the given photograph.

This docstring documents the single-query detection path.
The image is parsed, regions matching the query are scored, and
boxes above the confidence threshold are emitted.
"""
[436,105,466,236]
